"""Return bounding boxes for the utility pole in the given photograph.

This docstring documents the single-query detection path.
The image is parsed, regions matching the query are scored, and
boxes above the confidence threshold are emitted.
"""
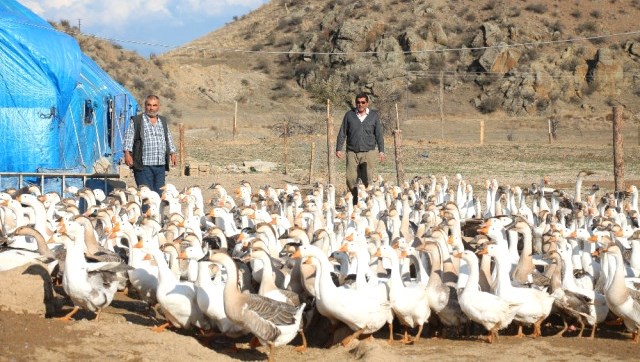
[77,19,81,33]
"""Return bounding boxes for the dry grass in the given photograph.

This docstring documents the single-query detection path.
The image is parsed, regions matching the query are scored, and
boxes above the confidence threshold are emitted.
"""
[175,116,640,197]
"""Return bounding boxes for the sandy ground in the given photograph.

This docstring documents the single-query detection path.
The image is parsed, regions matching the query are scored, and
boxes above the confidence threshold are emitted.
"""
[0,273,638,362]
[0,170,639,361]
[3,126,640,361]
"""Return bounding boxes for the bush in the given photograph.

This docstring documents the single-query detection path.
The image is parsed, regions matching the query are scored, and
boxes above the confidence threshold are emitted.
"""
[477,96,501,113]
[590,10,602,19]
[576,21,597,34]
[524,4,548,14]
[570,10,582,18]
[408,78,430,93]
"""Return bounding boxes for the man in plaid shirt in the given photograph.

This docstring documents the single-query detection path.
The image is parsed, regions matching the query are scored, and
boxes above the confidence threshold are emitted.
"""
[123,95,177,195]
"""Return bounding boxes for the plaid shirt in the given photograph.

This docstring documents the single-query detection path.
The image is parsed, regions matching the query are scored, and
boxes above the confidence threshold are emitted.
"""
[124,114,176,166]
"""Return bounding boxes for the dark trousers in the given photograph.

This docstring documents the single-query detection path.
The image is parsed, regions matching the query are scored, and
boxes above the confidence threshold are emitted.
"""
[133,165,166,195]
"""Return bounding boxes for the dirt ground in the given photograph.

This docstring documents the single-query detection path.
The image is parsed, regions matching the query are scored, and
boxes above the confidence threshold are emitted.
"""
[0,277,638,362]
[3,127,640,361]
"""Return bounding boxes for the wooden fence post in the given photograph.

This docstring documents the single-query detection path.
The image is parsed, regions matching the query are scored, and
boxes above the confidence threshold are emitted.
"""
[309,142,316,184]
[233,101,238,140]
[283,121,289,175]
[179,123,185,176]
[480,120,485,145]
[613,106,624,192]
[439,71,444,141]
[326,99,335,185]
[393,103,405,187]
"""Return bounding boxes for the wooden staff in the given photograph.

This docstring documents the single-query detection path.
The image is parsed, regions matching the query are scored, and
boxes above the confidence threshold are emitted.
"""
[480,119,485,145]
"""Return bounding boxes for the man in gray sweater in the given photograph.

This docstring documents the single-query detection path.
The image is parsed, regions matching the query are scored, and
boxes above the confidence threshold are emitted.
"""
[335,93,385,203]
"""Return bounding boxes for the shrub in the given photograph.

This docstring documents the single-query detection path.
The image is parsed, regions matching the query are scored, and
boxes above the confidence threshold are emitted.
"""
[162,89,176,101]
[524,4,548,14]
[408,78,430,93]
[570,10,582,18]
[576,21,597,34]
[481,1,496,11]
[477,96,501,113]
[590,10,602,19]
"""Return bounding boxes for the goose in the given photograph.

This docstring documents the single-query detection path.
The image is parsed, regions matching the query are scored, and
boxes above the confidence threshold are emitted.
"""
[209,251,306,358]
[417,240,468,335]
[545,250,595,338]
[481,243,555,338]
[375,244,430,344]
[0,225,60,273]
[194,259,249,338]
[127,242,159,315]
[292,244,392,346]
[248,248,300,306]
[454,250,519,343]
[602,243,640,342]
[144,246,211,332]
[56,219,128,321]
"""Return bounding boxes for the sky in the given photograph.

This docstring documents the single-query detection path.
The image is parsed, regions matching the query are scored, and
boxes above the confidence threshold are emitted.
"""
[18,0,269,57]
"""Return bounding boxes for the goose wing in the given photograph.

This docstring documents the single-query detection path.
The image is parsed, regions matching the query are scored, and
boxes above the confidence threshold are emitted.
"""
[245,292,298,325]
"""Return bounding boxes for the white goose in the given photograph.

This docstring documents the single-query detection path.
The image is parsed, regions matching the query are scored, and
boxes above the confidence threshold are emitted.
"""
[194,259,249,338]
[375,244,430,344]
[56,219,127,321]
[454,249,519,343]
[482,243,554,337]
[293,244,392,346]
[145,246,211,332]
[602,244,640,342]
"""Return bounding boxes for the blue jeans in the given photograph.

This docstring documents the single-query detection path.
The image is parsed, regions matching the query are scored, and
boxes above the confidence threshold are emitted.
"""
[133,165,166,195]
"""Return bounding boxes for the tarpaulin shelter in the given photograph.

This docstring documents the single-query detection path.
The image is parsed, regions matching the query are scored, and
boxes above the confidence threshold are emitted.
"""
[0,0,137,191]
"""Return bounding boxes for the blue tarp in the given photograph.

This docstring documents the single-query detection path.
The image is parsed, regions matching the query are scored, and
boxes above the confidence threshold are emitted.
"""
[0,0,137,175]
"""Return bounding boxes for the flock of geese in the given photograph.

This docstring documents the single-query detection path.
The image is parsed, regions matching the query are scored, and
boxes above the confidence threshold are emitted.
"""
[1,171,640,360]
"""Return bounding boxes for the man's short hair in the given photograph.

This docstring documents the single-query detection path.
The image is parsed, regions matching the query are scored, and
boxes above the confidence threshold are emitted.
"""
[355,93,369,102]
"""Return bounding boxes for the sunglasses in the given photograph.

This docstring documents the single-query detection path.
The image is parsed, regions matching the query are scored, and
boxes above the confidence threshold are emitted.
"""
[356,101,367,105]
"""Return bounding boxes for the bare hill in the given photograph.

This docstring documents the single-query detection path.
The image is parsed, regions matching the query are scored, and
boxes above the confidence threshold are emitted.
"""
[57,1,640,131]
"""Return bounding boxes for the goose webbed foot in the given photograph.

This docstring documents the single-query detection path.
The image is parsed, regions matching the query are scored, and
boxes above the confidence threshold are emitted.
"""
[341,328,363,347]
[151,322,171,333]
[293,329,307,353]
[56,306,80,322]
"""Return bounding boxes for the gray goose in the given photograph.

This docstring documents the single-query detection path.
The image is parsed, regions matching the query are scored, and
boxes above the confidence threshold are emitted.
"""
[209,252,306,360]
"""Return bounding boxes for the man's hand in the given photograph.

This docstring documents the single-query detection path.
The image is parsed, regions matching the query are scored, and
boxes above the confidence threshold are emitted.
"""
[124,152,133,167]
[379,152,385,162]
[336,150,344,160]
[170,154,177,167]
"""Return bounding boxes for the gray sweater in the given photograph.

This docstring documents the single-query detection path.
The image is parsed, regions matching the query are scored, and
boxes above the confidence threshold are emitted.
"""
[336,109,384,153]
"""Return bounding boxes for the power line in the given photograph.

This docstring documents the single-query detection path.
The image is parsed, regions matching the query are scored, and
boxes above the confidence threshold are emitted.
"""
[92,29,640,56]
[6,17,640,57]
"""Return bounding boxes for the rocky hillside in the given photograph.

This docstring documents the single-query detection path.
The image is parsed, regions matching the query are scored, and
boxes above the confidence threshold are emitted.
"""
[57,0,640,130]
